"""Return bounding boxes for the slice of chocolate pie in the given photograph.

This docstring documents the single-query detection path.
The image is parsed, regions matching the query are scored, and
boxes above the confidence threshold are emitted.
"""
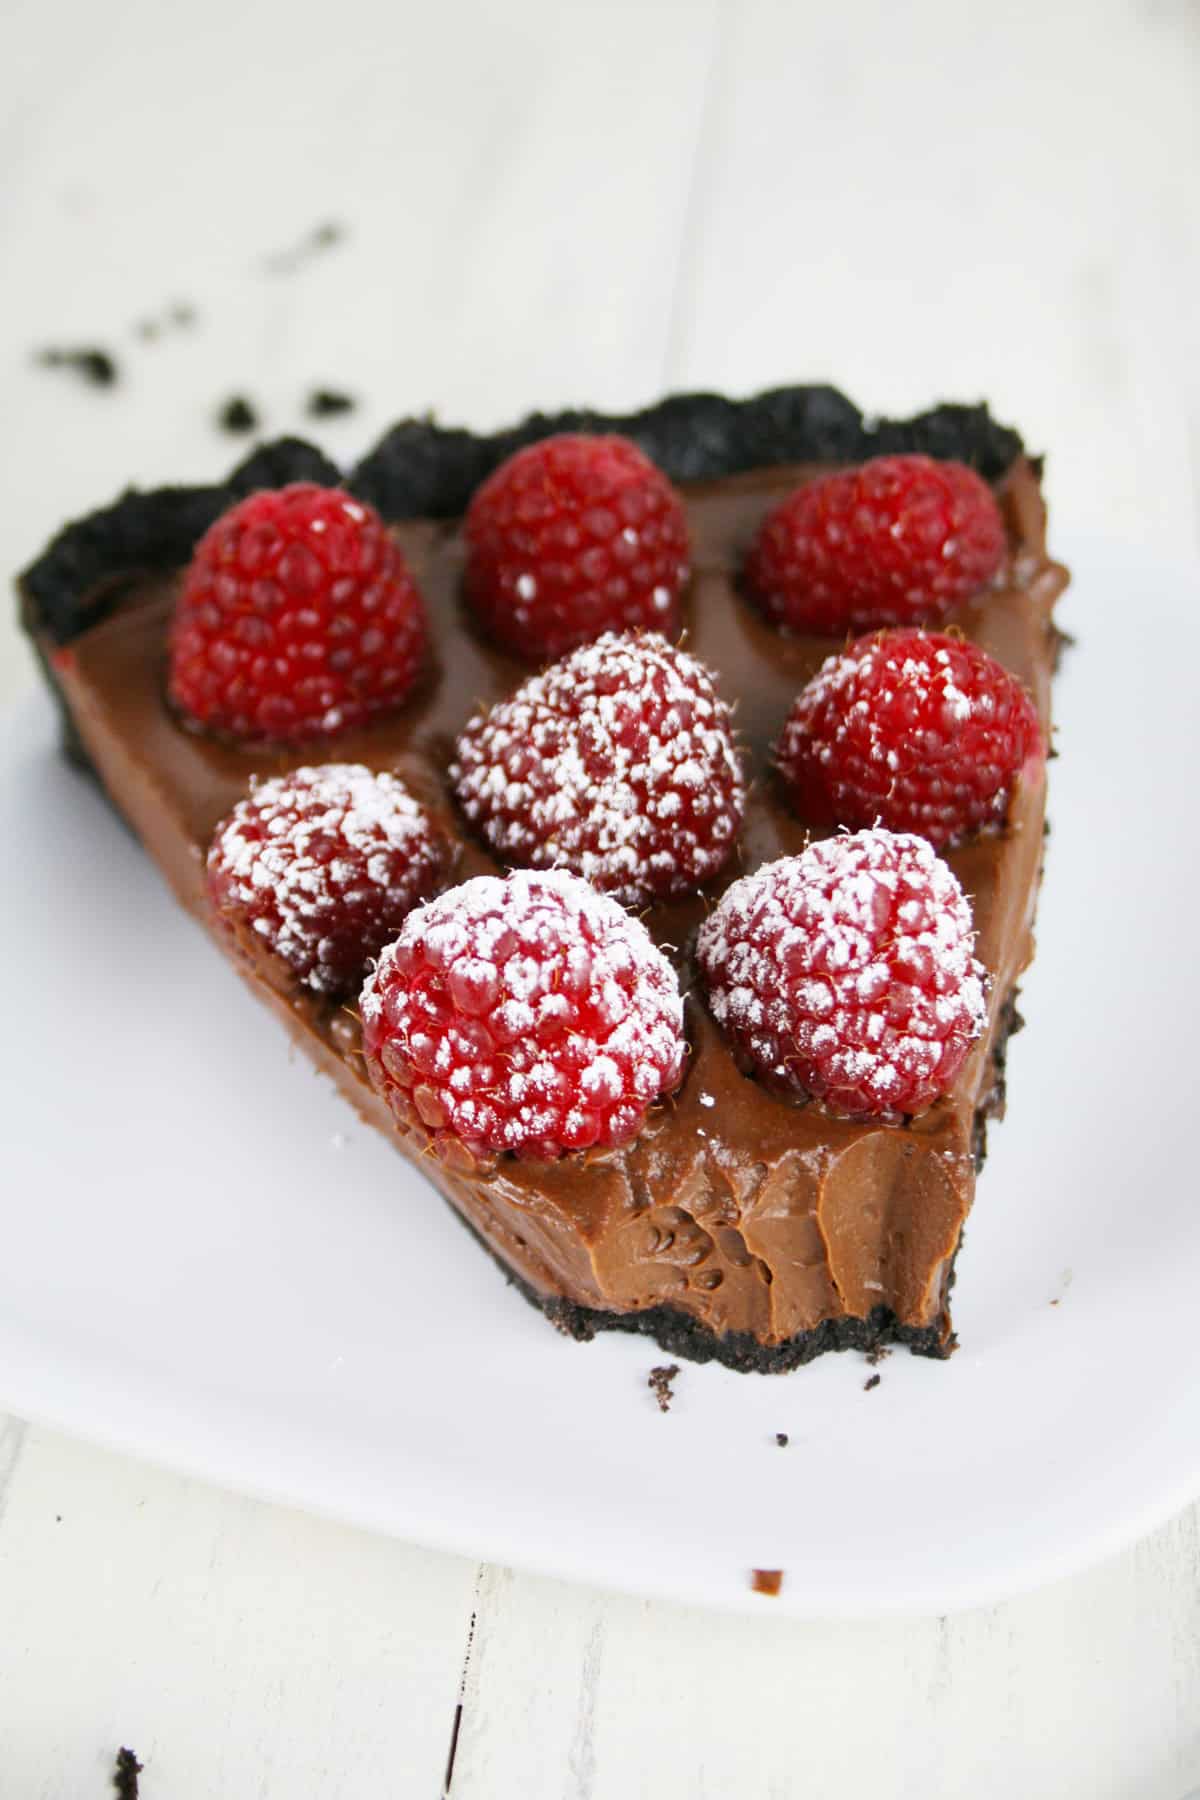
[18,387,1067,1372]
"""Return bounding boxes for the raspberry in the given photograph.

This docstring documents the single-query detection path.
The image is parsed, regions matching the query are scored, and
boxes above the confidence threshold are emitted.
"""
[696,829,987,1119]
[169,484,427,743]
[360,869,687,1162]
[450,632,744,907]
[463,434,690,660]
[744,454,1006,635]
[207,764,452,997]
[775,629,1043,849]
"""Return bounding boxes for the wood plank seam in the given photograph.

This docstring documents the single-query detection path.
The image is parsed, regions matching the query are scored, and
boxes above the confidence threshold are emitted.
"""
[442,1561,487,1796]
[659,0,727,391]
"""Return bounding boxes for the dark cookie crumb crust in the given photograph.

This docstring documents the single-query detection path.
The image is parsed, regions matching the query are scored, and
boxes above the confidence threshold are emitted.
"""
[20,385,1024,648]
[466,1211,947,1374]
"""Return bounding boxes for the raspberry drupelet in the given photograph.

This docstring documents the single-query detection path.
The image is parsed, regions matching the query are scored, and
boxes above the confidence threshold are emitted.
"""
[360,869,687,1163]
[463,434,691,660]
[775,628,1044,849]
[169,484,427,743]
[696,829,987,1119]
[450,631,745,908]
[207,764,452,998]
[744,454,1006,636]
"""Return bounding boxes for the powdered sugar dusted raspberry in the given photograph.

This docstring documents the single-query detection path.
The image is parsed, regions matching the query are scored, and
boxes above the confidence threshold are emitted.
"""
[207,764,452,997]
[696,829,987,1118]
[450,631,745,907]
[775,629,1043,848]
[360,868,687,1161]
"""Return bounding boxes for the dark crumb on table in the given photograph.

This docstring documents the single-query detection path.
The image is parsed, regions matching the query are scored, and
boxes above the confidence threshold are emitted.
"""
[35,345,117,387]
[263,220,346,274]
[217,395,259,435]
[306,387,356,418]
[1050,1297,1060,1306]
[774,1432,789,1447]
[647,1364,679,1413]
[751,1569,783,1597]
[866,1345,892,1367]
[113,1746,142,1797]
[863,1373,882,1392]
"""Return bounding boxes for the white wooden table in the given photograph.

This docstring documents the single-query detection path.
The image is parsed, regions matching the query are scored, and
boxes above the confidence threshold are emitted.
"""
[4,2,1199,1793]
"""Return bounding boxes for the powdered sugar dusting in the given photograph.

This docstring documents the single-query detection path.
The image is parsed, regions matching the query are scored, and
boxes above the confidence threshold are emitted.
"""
[360,868,687,1159]
[696,828,987,1118]
[450,631,745,907]
[207,764,449,995]
[800,636,981,741]
[775,628,1042,850]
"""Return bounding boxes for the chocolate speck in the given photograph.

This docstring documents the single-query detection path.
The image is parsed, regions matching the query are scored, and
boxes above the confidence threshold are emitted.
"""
[864,1373,881,1392]
[35,346,117,387]
[218,395,259,435]
[751,1568,783,1597]
[774,1432,789,1447]
[866,1344,892,1366]
[306,387,356,418]
[648,1363,679,1413]
[113,1746,142,1797]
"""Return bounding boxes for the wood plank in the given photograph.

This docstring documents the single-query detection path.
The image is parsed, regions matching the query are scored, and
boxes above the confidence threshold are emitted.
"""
[0,1423,478,1800]
[450,1511,1200,1798]
[666,0,1200,552]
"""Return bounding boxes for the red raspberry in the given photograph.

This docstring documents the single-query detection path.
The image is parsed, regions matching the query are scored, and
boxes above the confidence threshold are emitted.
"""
[207,764,452,997]
[450,632,744,907]
[463,434,690,660]
[169,484,427,743]
[775,629,1043,849]
[360,869,687,1162]
[744,454,1006,635]
[696,829,987,1119]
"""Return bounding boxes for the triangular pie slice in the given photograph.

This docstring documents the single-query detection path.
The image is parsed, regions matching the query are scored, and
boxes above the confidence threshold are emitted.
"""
[19,387,1067,1372]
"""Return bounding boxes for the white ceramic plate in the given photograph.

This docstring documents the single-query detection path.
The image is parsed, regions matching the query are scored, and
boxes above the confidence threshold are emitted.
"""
[2,539,1197,1618]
